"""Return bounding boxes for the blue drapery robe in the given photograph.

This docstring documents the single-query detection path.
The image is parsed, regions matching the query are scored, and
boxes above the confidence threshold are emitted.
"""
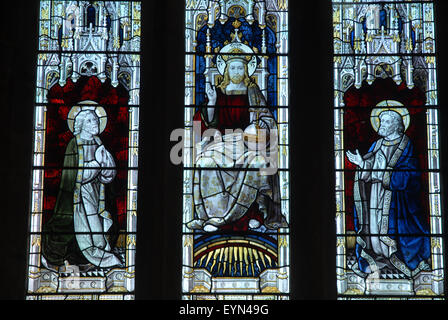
[353,135,431,276]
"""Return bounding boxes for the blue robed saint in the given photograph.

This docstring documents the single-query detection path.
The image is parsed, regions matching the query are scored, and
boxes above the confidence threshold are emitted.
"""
[352,135,431,277]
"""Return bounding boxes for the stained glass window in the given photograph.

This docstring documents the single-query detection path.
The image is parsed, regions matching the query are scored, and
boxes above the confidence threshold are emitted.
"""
[26,0,141,300]
[333,0,444,299]
[182,0,289,300]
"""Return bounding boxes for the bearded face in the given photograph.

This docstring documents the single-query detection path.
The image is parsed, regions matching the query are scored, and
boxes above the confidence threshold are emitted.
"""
[378,113,399,138]
[81,111,100,137]
[227,60,246,84]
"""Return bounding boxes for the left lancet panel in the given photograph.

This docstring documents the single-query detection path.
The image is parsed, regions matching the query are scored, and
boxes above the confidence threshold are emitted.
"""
[27,1,141,300]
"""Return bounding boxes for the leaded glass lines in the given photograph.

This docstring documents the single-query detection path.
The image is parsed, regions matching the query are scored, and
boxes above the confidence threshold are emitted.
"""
[183,0,290,300]
[332,0,444,299]
[26,0,141,300]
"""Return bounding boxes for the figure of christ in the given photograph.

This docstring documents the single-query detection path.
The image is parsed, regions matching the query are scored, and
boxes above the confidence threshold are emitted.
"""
[42,108,124,270]
[346,108,431,278]
[187,57,288,233]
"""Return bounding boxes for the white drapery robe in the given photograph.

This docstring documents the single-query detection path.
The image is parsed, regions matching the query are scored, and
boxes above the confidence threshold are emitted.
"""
[357,137,401,268]
[189,85,287,231]
[73,136,123,267]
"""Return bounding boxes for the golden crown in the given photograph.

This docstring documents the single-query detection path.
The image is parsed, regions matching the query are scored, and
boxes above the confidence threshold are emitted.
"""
[221,48,252,63]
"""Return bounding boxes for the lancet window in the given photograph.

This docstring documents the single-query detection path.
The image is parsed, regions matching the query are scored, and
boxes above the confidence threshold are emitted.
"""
[26,0,141,300]
[182,0,290,300]
[333,0,444,299]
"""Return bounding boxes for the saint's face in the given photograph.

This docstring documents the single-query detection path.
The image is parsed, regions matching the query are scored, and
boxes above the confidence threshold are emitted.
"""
[227,60,246,84]
[82,112,99,137]
[378,113,398,138]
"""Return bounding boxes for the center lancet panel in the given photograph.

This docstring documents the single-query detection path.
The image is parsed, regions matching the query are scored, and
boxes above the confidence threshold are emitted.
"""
[182,0,290,300]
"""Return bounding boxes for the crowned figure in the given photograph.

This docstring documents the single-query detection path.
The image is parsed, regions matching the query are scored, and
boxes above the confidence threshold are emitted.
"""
[188,20,288,232]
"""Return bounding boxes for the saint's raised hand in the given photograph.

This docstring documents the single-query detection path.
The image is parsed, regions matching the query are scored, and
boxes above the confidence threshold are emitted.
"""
[206,82,217,105]
[346,149,363,167]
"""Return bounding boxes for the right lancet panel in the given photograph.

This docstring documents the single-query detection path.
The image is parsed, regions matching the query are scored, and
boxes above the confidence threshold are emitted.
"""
[333,0,445,299]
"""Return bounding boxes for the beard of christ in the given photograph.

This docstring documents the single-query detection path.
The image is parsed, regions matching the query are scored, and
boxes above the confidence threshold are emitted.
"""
[230,74,244,84]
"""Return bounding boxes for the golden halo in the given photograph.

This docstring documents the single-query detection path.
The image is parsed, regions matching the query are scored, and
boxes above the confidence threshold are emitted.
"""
[67,100,107,134]
[370,100,410,133]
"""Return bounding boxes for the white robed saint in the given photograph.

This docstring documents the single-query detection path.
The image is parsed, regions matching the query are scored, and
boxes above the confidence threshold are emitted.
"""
[69,103,123,268]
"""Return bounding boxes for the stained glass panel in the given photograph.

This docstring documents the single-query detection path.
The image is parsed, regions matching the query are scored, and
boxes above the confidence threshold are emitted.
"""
[26,0,141,300]
[183,0,289,300]
[333,0,444,299]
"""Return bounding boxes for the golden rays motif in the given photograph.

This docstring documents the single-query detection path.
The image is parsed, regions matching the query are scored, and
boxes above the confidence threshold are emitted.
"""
[238,246,243,275]
[223,247,229,274]
[205,250,214,268]
[194,241,277,277]
[252,248,262,271]
[233,246,238,272]
[209,248,221,272]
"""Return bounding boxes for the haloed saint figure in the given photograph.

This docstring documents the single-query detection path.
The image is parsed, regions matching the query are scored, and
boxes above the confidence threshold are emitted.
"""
[346,101,431,278]
[188,25,288,233]
[42,101,124,270]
